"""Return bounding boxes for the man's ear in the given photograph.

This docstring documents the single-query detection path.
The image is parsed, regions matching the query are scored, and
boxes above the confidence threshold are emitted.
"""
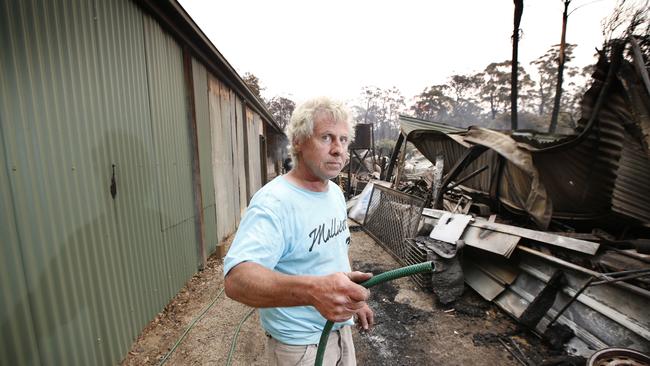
[292,139,302,154]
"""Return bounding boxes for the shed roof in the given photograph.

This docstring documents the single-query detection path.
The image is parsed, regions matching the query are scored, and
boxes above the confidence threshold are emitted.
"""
[135,0,284,134]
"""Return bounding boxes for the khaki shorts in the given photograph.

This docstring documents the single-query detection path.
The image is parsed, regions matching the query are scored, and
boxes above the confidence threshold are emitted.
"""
[266,326,356,366]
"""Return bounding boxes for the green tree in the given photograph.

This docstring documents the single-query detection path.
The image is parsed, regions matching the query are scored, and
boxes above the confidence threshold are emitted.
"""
[479,61,535,123]
[242,72,264,99]
[377,86,406,140]
[447,74,483,126]
[563,63,596,130]
[266,96,295,131]
[530,44,578,118]
[355,86,405,141]
[480,61,513,120]
[410,85,454,122]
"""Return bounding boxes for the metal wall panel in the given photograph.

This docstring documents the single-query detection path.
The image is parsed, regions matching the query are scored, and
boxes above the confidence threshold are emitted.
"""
[209,77,236,240]
[229,90,242,224]
[1,1,201,364]
[143,15,195,231]
[192,58,217,254]
[142,13,198,299]
[612,139,650,224]
[0,125,42,365]
[234,97,248,217]
[246,109,263,194]
[254,113,264,190]
[0,0,150,363]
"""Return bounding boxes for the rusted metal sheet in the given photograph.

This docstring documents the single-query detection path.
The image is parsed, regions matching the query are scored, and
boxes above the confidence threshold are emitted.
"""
[227,89,242,224]
[246,108,263,194]
[209,76,237,241]
[234,98,248,217]
[248,112,264,193]
[192,58,218,255]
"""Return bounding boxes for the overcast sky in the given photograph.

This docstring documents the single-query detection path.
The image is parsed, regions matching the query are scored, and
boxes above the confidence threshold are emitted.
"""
[179,0,629,105]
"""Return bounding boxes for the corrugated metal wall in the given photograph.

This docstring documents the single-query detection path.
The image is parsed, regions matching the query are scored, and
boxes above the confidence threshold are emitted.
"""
[0,126,41,365]
[234,99,248,215]
[612,138,650,223]
[1,0,164,363]
[209,77,236,241]
[192,59,218,255]
[0,0,274,364]
[228,90,243,224]
[247,109,264,195]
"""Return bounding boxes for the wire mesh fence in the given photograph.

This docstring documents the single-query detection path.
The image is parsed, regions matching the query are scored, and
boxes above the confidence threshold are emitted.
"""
[363,185,431,289]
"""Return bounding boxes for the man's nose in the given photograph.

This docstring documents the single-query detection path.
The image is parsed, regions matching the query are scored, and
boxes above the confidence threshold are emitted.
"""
[330,139,344,155]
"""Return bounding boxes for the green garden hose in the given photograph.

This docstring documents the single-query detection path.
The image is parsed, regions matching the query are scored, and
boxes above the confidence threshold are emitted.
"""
[159,288,225,365]
[314,261,434,366]
[226,308,256,366]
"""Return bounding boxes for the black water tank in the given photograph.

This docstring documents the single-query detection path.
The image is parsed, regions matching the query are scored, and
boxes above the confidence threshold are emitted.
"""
[350,123,372,149]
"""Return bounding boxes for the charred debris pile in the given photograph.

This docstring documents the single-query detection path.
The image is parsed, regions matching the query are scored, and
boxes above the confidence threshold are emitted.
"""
[343,39,650,362]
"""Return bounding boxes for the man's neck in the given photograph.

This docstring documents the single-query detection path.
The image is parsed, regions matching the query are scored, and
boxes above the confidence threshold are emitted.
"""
[285,167,329,192]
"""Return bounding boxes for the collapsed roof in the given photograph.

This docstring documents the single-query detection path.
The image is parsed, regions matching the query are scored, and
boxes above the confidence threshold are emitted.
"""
[400,40,650,229]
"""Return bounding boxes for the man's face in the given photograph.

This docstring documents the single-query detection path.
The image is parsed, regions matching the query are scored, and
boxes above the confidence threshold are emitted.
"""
[294,116,350,182]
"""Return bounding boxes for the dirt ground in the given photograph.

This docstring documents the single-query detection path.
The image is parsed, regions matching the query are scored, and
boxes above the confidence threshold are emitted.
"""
[121,220,559,365]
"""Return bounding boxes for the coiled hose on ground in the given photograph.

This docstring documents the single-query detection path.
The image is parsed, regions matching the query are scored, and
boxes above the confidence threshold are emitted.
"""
[314,261,435,366]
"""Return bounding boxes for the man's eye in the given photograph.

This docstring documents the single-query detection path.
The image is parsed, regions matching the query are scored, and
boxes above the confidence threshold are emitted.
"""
[341,137,349,144]
[322,135,332,143]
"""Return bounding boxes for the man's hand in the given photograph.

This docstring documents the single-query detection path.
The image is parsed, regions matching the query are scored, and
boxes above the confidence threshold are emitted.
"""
[355,303,374,331]
[309,271,373,323]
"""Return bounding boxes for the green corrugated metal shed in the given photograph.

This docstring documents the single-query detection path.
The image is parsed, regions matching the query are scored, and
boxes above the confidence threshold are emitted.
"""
[0,0,282,364]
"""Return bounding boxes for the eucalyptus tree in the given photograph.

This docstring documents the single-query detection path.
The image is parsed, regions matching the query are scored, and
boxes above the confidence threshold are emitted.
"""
[530,44,578,118]
[410,85,454,122]
[242,72,264,99]
[480,61,535,121]
[266,96,296,131]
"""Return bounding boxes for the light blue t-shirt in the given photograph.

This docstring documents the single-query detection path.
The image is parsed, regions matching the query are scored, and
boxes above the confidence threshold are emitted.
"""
[224,175,353,345]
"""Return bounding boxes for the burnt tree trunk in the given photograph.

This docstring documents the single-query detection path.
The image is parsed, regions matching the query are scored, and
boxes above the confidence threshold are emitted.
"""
[549,0,570,133]
[511,0,524,130]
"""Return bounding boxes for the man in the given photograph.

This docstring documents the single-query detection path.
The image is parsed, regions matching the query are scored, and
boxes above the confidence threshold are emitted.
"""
[224,97,374,366]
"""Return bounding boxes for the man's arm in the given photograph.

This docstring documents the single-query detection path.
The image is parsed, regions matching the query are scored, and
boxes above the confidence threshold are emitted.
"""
[225,262,372,323]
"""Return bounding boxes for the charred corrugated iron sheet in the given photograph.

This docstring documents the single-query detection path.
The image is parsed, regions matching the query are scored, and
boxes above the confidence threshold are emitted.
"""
[613,140,650,224]
[463,248,650,356]
[532,67,628,220]
[401,44,650,227]
[407,133,500,195]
